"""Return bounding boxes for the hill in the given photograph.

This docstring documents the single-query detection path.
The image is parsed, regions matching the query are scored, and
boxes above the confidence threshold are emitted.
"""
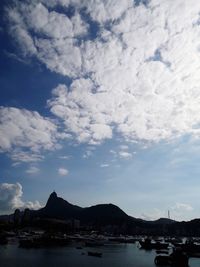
[4,192,200,236]
[36,192,131,227]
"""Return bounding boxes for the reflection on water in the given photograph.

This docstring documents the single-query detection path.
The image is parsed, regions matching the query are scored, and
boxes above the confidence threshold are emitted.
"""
[0,243,200,267]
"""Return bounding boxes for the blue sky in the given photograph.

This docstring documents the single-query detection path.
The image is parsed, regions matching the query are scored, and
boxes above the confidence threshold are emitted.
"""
[1,0,200,221]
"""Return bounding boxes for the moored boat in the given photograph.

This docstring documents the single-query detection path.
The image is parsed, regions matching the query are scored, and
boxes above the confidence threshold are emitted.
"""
[139,238,169,250]
[19,234,71,248]
[154,248,189,267]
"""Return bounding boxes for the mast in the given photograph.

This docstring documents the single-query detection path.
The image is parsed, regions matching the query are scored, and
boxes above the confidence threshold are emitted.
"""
[168,210,170,219]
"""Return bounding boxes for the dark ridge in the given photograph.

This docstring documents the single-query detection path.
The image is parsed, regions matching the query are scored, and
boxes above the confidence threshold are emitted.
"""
[38,191,83,220]
[3,192,200,236]
[151,218,176,224]
[36,192,130,226]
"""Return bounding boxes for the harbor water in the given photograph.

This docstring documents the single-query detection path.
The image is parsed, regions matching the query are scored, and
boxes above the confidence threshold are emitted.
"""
[0,243,200,267]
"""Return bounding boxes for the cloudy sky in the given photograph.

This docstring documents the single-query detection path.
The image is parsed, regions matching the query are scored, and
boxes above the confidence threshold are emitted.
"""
[1,0,200,221]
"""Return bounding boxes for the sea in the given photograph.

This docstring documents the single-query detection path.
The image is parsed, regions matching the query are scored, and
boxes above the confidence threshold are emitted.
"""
[0,242,200,267]
[0,243,200,267]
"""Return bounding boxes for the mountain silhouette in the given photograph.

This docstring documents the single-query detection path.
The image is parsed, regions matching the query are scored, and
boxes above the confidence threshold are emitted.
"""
[38,191,83,219]
[1,192,200,236]
[37,191,130,226]
[2,192,186,235]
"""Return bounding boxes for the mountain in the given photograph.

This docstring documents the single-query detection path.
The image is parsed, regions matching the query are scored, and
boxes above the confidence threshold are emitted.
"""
[38,192,83,219]
[6,192,200,236]
[36,191,130,226]
[151,218,176,224]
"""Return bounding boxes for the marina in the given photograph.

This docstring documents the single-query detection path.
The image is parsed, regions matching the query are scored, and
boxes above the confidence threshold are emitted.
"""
[1,233,200,267]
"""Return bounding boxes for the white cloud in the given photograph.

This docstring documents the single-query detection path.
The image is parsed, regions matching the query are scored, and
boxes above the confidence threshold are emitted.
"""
[58,167,69,176]
[82,150,93,159]
[48,82,113,144]
[140,208,165,221]
[6,1,88,77]
[171,202,193,212]
[59,155,71,160]
[118,144,134,159]
[170,203,194,221]
[82,146,96,158]
[119,151,132,159]
[100,163,109,168]
[110,149,117,155]
[0,107,58,152]
[82,0,132,24]
[0,182,41,214]
[24,200,41,210]
[10,151,44,163]
[119,145,129,150]
[141,203,194,221]
[7,0,200,145]
[109,147,134,160]
[27,3,74,39]
[26,166,40,174]
[0,107,66,162]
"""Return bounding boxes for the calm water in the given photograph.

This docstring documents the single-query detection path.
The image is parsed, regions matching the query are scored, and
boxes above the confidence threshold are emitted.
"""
[0,243,200,267]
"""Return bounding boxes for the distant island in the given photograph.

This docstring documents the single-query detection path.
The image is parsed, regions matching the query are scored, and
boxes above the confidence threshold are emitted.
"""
[1,191,200,236]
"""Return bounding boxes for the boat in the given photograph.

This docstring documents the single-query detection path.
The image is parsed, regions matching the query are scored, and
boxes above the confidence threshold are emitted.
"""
[19,234,71,248]
[87,251,102,257]
[156,250,169,254]
[139,238,169,250]
[178,240,200,256]
[154,255,171,265]
[154,248,189,267]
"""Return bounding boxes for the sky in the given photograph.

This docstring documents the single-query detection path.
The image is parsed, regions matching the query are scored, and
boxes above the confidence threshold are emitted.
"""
[1,0,200,221]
